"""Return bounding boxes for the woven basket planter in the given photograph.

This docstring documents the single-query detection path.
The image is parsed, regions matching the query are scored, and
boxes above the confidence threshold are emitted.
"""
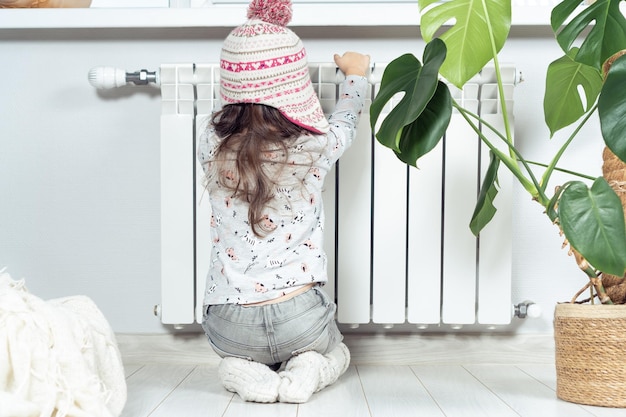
[554,303,626,407]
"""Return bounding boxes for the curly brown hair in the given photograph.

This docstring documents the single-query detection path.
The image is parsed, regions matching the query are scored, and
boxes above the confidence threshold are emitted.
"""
[211,103,307,237]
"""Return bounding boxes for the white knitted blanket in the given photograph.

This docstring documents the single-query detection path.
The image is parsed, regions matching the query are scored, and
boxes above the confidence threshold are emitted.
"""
[0,269,127,417]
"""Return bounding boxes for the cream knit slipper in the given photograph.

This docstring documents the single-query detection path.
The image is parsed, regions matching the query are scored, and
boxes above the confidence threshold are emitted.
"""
[218,357,281,403]
[278,343,351,403]
[278,351,324,403]
[317,342,351,392]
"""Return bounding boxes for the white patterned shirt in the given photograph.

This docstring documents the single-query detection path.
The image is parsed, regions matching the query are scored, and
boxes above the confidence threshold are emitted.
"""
[197,75,368,305]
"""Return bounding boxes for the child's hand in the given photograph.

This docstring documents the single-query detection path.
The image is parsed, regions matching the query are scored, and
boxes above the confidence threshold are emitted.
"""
[333,52,371,77]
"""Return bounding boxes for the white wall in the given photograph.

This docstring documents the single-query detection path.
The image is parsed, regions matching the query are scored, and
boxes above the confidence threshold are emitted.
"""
[0,24,604,334]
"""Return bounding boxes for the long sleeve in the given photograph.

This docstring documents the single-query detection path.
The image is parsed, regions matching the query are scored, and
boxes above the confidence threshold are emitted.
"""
[324,75,369,165]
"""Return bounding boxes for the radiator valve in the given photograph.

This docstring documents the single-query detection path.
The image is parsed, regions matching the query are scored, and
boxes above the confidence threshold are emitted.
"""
[88,67,160,89]
[513,301,541,319]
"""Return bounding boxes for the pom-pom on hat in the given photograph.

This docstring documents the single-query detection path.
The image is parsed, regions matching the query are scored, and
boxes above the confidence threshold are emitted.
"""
[220,0,330,134]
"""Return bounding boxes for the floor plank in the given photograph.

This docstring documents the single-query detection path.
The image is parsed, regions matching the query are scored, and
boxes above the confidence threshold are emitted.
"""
[120,364,196,417]
[579,403,626,417]
[149,365,233,417]
[517,363,557,391]
[124,363,144,379]
[464,364,594,417]
[358,365,445,417]
[411,365,519,417]
[298,366,371,417]
[222,396,298,417]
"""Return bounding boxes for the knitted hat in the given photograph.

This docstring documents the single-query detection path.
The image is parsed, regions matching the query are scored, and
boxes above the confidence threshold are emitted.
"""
[220,0,330,134]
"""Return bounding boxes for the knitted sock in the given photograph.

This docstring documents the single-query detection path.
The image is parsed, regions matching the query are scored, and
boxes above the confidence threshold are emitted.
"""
[278,351,323,403]
[218,357,281,403]
[278,343,351,403]
[317,342,351,391]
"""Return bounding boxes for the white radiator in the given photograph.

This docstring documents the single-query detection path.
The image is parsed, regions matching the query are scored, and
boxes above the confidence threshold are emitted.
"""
[157,62,517,330]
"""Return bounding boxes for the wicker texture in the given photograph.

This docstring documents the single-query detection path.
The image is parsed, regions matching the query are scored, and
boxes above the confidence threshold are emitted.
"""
[554,303,626,407]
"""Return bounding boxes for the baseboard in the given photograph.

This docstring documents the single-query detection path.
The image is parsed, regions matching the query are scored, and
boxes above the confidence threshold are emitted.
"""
[116,332,555,366]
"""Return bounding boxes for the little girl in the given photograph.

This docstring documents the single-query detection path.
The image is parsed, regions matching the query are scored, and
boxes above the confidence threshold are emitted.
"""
[197,0,370,404]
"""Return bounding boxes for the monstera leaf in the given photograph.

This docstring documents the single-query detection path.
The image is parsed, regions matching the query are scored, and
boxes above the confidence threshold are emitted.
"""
[470,151,500,236]
[599,54,626,163]
[557,178,626,276]
[544,48,603,136]
[418,0,511,88]
[370,39,452,166]
[551,0,626,70]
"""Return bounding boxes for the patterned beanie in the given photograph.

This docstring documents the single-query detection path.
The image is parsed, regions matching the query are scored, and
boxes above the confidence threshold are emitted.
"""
[220,0,330,134]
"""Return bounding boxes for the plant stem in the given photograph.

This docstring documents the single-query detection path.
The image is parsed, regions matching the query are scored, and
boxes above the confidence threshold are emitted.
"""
[571,281,591,303]
[480,0,514,156]
[453,102,545,203]
[523,160,596,181]
[591,276,614,304]
[490,51,514,158]
[539,104,598,192]
[572,248,614,304]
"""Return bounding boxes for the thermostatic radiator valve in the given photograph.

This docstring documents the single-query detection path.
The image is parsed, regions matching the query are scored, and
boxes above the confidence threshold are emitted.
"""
[513,301,541,319]
[88,67,159,89]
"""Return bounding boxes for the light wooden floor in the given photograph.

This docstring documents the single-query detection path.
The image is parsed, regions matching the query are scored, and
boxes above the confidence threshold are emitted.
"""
[116,333,625,417]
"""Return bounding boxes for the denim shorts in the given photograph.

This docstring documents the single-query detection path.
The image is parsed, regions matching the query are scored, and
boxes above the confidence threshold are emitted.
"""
[202,286,343,366]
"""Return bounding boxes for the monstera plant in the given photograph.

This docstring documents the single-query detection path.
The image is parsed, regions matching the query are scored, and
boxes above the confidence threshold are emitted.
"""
[371,0,626,304]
